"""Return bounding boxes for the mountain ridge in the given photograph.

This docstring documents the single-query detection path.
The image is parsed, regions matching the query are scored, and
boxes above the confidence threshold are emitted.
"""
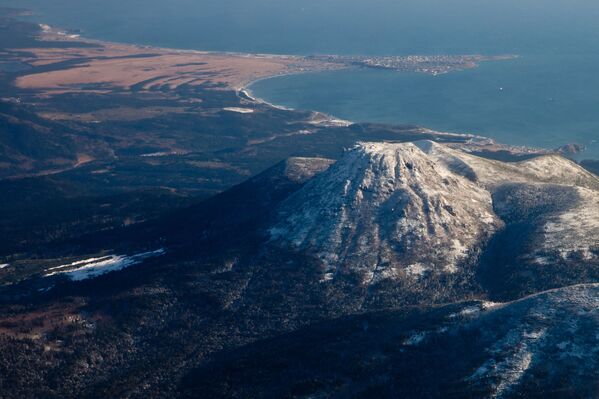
[0,139,598,398]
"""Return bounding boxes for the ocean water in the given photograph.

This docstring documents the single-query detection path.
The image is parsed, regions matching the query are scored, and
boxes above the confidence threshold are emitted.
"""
[2,0,599,158]
[250,55,599,157]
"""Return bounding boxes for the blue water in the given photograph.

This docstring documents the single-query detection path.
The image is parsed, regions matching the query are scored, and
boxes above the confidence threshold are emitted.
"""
[2,0,599,157]
[251,55,599,157]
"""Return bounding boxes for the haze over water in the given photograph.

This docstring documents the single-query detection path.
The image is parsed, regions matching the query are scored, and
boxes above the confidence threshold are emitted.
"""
[4,0,599,158]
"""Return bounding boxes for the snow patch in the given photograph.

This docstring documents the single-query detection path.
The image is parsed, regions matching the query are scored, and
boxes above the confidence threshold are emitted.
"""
[450,302,498,319]
[467,328,546,398]
[223,107,254,114]
[540,187,599,261]
[450,305,481,319]
[405,263,430,278]
[403,331,427,346]
[45,249,165,281]
[141,151,186,157]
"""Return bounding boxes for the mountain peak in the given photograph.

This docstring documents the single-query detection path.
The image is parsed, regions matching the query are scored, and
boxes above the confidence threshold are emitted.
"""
[267,140,599,304]
[270,141,501,286]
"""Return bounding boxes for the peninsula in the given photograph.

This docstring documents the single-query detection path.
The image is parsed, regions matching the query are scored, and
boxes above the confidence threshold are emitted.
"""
[10,23,517,96]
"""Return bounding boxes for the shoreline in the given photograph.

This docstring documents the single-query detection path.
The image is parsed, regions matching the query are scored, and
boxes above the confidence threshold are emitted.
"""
[238,61,596,161]
[239,78,585,158]
[239,82,355,128]
[35,19,359,129]
[32,20,524,141]
[20,19,596,160]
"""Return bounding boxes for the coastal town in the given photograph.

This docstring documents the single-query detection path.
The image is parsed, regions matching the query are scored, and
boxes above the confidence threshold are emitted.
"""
[308,54,518,75]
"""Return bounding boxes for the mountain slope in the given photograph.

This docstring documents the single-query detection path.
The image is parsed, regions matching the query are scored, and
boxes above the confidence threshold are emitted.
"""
[184,283,599,399]
[271,142,501,283]
[0,140,598,398]
[268,141,599,307]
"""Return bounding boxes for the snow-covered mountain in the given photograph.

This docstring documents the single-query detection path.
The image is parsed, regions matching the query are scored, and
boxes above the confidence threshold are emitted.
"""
[268,140,599,304]
[270,141,501,284]
[3,139,599,398]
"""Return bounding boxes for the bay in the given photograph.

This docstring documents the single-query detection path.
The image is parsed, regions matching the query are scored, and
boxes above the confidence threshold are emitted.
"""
[2,0,599,157]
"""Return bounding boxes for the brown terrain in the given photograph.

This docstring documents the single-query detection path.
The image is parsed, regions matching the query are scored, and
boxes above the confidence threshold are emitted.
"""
[13,27,341,96]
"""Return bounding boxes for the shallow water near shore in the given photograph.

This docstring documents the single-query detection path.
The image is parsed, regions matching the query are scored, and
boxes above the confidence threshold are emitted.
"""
[3,0,599,158]
[250,55,599,159]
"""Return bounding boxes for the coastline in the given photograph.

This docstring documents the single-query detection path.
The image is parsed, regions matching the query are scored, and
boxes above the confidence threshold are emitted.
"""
[22,21,345,95]
[240,79,555,155]
[33,18,358,129]
[240,83,355,128]
[239,82,295,112]
[33,21,522,135]
[238,61,597,161]
[10,17,584,160]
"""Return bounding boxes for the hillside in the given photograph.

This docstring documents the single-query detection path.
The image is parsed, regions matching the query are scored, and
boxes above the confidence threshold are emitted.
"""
[1,141,598,398]
[185,283,599,398]
[267,141,599,308]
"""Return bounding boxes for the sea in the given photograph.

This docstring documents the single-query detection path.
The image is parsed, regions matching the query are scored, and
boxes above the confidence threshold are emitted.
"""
[2,0,599,158]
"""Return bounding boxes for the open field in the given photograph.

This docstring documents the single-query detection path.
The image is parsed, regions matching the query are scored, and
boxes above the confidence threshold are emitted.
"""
[11,27,341,95]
